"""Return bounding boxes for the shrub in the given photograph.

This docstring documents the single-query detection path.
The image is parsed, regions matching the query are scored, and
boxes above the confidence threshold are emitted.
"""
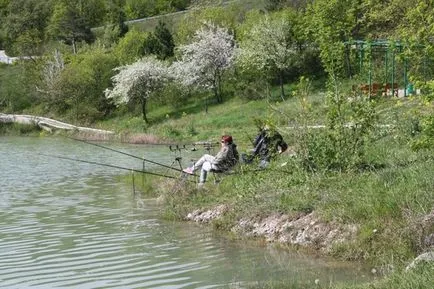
[411,114,434,150]
[294,77,378,172]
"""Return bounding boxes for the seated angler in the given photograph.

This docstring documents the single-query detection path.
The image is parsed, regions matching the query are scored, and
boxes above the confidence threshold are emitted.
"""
[183,135,239,186]
[242,124,288,168]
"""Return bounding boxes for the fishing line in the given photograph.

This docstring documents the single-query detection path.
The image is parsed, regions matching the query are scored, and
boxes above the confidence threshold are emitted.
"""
[67,137,187,174]
[40,153,195,182]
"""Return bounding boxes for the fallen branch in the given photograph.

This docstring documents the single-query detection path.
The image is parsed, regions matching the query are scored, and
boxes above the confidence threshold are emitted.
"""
[0,113,114,137]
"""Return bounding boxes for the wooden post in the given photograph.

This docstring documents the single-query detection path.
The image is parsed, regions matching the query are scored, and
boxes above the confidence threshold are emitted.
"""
[132,169,135,196]
[142,158,146,192]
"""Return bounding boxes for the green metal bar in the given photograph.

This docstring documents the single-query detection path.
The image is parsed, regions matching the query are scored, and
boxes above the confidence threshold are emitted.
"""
[369,42,372,97]
[385,49,388,85]
[359,43,363,75]
[404,57,408,97]
[392,46,395,96]
[423,52,427,84]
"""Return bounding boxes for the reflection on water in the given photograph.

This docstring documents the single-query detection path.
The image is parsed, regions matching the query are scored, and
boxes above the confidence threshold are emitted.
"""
[0,136,372,288]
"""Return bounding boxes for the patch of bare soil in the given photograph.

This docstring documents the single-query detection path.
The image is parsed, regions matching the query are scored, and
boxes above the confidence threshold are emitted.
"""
[185,206,359,253]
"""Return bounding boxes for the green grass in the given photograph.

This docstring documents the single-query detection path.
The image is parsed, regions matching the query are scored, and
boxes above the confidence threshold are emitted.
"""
[98,96,278,145]
[112,88,433,272]
[149,93,433,287]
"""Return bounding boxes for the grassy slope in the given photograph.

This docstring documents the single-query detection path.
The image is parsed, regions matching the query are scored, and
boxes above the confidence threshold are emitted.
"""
[103,84,433,266]
[99,81,327,144]
[139,92,433,287]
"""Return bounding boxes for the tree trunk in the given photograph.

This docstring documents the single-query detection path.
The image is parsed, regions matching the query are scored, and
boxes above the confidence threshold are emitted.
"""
[212,77,219,104]
[279,71,285,101]
[217,72,223,103]
[205,96,208,114]
[141,97,148,123]
[72,37,77,54]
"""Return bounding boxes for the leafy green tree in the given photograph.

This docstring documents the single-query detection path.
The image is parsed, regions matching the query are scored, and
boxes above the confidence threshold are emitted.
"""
[36,48,118,122]
[306,0,359,76]
[0,0,10,49]
[57,63,94,123]
[124,0,156,19]
[66,48,119,121]
[47,1,95,54]
[77,0,107,28]
[358,0,411,39]
[397,1,434,151]
[237,12,299,99]
[105,0,129,40]
[153,20,175,59]
[0,64,32,112]
[398,0,434,76]
[143,21,174,60]
[113,29,148,64]
[2,0,52,56]
[105,56,170,123]
[0,0,8,17]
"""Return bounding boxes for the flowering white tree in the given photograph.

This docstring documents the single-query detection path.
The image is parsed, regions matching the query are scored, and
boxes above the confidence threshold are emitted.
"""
[105,56,169,123]
[172,23,235,112]
[237,16,298,99]
[37,49,65,98]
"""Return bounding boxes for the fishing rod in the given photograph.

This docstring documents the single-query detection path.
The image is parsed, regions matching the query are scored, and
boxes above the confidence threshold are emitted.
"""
[39,153,195,182]
[67,137,187,174]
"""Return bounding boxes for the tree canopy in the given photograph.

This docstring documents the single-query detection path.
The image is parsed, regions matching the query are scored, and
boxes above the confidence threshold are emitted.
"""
[105,56,170,123]
[172,23,235,111]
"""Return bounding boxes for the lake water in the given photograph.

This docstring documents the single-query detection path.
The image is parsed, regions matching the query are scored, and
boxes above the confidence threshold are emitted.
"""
[0,136,372,288]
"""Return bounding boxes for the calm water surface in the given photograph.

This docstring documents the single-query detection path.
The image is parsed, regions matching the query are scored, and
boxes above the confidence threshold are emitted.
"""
[0,136,372,288]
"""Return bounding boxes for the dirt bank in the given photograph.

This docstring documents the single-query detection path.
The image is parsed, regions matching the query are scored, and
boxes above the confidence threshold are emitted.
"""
[186,205,359,253]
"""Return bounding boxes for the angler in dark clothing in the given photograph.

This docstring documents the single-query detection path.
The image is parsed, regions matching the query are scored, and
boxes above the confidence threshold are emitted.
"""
[243,125,288,168]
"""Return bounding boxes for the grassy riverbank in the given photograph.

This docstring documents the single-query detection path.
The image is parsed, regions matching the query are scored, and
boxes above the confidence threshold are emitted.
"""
[112,88,433,287]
